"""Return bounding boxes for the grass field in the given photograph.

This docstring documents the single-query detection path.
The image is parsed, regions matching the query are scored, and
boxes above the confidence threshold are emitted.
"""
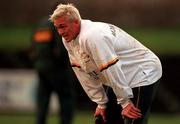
[0,111,180,124]
[0,26,180,55]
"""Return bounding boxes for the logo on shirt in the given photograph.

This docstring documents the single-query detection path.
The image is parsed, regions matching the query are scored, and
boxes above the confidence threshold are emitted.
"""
[108,24,116,37]
[75,46,90,64]
[88,71,99,80]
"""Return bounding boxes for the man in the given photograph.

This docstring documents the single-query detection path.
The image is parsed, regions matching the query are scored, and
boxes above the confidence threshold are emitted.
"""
[49,3,162,124]
[31,16,75,124]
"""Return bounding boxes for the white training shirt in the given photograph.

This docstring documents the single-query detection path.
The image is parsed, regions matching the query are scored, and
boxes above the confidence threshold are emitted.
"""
[62,19,162,108]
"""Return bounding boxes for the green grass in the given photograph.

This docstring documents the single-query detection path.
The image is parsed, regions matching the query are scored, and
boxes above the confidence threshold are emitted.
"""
[0,26,180,55]
[149,113,180,124]
[0,111,94,124]
[0,111,180,124]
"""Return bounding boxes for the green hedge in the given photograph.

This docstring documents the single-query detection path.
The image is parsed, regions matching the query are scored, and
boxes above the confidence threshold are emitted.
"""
[0,26,180,55]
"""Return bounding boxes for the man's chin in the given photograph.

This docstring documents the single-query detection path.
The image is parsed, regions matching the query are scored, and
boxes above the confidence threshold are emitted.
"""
[65,39,71,42]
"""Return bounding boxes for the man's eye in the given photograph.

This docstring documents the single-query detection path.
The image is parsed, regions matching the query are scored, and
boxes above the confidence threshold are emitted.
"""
[58,25,66,29]
[60,26,65,28]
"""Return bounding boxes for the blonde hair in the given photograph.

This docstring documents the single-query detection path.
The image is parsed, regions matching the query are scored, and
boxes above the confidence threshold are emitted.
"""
[49,3,81,22]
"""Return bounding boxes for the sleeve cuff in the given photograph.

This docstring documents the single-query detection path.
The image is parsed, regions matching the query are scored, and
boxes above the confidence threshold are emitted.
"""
[97,104,107,109]
[118,99,131,108]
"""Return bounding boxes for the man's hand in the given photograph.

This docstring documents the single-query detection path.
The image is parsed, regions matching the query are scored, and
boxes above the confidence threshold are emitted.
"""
[121,102,142,119]
[94,107,106,123]
[95,115,104,124]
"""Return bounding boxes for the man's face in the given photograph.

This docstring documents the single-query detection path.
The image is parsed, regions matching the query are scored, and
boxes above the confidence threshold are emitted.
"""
[54,16,80,42]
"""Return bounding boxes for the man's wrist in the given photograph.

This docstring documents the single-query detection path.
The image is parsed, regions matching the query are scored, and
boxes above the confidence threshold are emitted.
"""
[118,99,131,108]
[97,104,107,109]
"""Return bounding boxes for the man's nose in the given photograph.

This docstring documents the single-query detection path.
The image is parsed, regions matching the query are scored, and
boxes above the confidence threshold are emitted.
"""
[58,29,63,34]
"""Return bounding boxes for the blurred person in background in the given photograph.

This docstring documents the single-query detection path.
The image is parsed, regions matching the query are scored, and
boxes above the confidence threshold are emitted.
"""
[49,3,162,124]
[30,1,76,124]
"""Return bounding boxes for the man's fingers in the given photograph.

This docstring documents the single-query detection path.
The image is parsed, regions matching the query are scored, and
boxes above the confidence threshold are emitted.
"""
[133,107,142,118]
[122,111,141,119]
[102,115,107,122]
[95,115,104,124]
[121,103,142,119]
[128,110,142,119]
[130,107,142,116]
[94,107,107,123]
[95,114,107,123]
